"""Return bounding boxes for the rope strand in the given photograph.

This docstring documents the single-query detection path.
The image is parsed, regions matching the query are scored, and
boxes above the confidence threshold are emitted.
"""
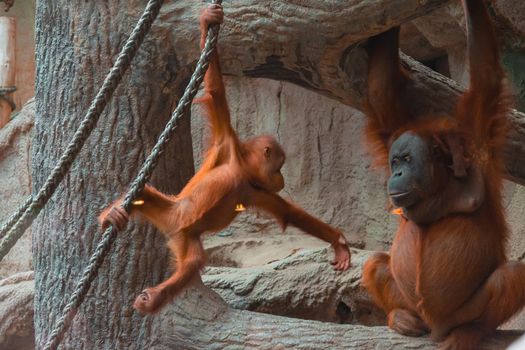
[42,1,222,348]
[0,0,163,261]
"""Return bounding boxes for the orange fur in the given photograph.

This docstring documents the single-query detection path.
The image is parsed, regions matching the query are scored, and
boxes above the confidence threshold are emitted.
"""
[99,5,350,315]
[362,0,525,348]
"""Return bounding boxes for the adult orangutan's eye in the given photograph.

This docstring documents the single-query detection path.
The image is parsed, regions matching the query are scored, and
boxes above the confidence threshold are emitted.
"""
[391,157,400,167]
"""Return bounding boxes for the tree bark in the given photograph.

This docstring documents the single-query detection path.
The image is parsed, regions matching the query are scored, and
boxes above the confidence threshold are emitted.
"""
[155,285,521,350]
[32,0,524,349]
[32,1,195,348]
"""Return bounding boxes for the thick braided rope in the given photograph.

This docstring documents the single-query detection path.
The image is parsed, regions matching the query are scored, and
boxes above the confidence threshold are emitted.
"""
[42,3,222,349]
[0,0,163,261]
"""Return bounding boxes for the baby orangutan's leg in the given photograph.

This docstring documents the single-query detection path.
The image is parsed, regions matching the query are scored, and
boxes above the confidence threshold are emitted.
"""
[99,184,174,233]
[133,234,205,314]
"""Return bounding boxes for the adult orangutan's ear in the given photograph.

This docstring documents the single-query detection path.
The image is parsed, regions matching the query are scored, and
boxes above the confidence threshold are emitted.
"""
[434,134,468,178]
[431,135,447,157]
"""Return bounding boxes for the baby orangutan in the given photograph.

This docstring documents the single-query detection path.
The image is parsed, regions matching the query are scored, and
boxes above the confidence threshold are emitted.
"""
[100,4,350,315]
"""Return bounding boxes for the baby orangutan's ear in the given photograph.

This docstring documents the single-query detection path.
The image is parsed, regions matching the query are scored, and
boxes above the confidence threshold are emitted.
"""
[264,146,271,158]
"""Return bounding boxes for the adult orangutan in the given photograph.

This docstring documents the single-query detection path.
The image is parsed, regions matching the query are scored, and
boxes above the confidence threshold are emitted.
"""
[100,4,350,315]
[362,0,525,349]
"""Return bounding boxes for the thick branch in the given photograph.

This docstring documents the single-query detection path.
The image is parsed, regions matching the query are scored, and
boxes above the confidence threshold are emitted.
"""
[1,254,520,349]
[162,0,450,105]
[160,289,521,350]
[155,249,520,349]
[203,248,384,326]
[160,0,525,183]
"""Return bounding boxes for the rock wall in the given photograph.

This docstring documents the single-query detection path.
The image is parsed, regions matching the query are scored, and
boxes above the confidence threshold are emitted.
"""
[192,77,525,263]
[0,100,34,278]
[191,77,399,254]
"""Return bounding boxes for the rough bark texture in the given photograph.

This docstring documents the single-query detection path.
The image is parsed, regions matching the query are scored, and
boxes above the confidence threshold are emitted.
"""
[154,290,521,350]
[32,1,195,348]
[31,0,525,349]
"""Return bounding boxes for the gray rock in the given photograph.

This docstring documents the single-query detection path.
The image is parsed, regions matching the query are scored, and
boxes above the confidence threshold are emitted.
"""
[203,248,384,326]
[0,100,34,278]
[0,271,35,350]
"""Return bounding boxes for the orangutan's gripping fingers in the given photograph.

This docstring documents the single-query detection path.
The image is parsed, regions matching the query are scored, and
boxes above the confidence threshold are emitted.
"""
[331,241,351,271]
[102,206,129,231]
[201,4,223,29]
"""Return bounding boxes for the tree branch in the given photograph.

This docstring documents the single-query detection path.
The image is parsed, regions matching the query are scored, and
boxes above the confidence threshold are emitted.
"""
[1,253,521,349]
[160,0,525,183]
[203,248,384,326]
[154,249,520,349]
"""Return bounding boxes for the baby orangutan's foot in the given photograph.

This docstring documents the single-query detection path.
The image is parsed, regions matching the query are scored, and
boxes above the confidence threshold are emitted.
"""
[133,287,165,315]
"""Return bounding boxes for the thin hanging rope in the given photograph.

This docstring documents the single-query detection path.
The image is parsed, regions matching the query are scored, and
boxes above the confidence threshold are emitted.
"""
[42,1,222,349]
[0,0,163,261]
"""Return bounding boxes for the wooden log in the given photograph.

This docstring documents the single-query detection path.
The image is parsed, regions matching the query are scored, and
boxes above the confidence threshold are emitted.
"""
[0,16,15,128]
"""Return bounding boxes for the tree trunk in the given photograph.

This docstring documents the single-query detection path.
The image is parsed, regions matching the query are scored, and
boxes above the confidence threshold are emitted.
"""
[32,1,524,349]
[32,1,195,348]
